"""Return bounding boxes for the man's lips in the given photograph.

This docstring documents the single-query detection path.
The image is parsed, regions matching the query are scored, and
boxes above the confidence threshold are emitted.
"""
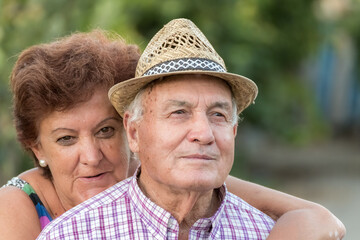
[181,154,215,160]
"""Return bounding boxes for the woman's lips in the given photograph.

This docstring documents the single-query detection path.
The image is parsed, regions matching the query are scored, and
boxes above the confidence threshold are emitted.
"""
[79,172,107,182]
[85,173,103,178]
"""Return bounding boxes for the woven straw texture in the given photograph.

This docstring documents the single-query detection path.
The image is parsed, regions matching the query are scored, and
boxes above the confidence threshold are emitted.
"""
[109,18,258,117]
[136,18,225,77]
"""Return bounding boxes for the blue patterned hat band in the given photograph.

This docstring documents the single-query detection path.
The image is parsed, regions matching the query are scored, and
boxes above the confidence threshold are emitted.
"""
[143,58,226,76]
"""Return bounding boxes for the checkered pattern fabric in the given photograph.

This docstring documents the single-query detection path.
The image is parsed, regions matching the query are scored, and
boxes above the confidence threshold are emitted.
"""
[37,176,274,240]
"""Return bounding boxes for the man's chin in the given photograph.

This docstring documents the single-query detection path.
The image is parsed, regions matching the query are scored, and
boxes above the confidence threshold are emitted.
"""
[172,178,223,193]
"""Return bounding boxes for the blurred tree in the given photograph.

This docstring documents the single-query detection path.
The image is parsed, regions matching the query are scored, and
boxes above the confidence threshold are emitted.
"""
[2,0,358,184]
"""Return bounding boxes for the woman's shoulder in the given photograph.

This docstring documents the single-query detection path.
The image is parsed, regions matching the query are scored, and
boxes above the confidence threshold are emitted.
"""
[19,167,46,183]
[0,168,50,220]
[0,176,42,239]
[0,171,38,202]
[0,182,37,209]
[20,168,66,219]
[2,176,28,189]
[19,168,54,199]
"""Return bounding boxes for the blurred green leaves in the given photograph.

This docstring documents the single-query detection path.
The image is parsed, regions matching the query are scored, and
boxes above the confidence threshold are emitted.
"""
[1,0,358,184]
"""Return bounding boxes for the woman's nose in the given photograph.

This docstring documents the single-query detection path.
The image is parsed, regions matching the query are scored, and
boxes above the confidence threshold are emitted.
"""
[79,138,103,166]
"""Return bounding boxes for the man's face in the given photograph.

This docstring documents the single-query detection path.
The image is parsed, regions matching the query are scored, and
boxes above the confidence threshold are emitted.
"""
[126,74,237,192]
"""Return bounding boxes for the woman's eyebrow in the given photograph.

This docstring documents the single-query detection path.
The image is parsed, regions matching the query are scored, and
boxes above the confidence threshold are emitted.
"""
[51,117,121,135]
[94,117,121,129]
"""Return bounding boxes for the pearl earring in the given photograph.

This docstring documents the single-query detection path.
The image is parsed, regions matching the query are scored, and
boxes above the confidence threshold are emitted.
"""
[39,159,47,168]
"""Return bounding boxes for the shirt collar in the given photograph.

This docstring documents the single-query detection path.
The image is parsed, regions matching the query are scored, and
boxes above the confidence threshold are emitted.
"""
[128,169,171,238]
[128,167,228,236]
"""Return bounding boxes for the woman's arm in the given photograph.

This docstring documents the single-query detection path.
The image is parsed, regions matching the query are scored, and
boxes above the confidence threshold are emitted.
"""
[0,186,42,239]
[226,175,346,239]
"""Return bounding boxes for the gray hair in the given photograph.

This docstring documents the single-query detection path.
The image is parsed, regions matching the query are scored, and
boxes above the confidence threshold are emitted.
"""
[125,83,240,126]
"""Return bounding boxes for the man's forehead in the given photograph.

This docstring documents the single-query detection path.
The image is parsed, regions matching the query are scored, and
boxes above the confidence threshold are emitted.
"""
[142,78,232,110]
[163,74,229,85]
[145,74,232,94]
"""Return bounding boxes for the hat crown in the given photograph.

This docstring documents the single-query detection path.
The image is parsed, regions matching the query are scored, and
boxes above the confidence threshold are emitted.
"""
[136,18,226,77]
[109,18,258,118]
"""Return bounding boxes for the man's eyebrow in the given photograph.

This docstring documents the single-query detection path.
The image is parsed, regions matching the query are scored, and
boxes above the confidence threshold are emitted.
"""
[163,100,232,112]
[210,101,232,112]
[163,99,191,109]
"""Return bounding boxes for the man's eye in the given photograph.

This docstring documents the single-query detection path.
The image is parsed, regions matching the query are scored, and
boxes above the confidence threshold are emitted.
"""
[211,112,227,119]
[97,127,115,138]
[211,112,230,123]
[214,112,225,117]
[172,110,186,115]
[57,136,75,146]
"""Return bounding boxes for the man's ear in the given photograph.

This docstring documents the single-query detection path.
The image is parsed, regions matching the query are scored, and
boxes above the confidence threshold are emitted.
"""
[233,123,238,137]
[124,112,140,153]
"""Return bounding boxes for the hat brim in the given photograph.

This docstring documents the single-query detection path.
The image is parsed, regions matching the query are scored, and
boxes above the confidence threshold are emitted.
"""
[109,70,258,117]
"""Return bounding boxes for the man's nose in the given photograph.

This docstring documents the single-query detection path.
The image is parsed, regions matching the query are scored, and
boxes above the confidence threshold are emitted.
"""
[187,114,215,145]
[79,137,103,166]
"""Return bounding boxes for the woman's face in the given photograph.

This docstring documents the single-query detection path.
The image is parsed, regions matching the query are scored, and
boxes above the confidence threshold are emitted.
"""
[32,88,130,210]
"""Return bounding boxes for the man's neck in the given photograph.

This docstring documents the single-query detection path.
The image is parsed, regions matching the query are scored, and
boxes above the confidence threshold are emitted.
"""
[137,172,221,226]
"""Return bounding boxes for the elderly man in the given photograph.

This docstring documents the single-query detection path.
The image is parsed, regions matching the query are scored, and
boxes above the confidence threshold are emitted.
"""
[123,73,274,239]
[37,19,345,240]
[114,18,274,238]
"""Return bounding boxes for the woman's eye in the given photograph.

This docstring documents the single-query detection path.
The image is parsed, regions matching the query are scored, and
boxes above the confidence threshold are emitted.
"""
[97,126,115,138]
[56,136,75,146]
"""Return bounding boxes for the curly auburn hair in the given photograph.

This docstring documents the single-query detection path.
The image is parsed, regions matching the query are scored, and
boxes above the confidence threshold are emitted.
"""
[10,29,140,178]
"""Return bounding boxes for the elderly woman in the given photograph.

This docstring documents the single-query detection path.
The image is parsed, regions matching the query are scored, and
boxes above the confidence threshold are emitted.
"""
[0,30,345,239]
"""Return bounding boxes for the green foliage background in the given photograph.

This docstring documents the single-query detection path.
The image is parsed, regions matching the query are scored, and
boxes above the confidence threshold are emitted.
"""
[0,0,359,184]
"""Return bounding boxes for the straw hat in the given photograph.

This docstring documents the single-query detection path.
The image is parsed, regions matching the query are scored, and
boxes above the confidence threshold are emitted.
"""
[109,18,258,117]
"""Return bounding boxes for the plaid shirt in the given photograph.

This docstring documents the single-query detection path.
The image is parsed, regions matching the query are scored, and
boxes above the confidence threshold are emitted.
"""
[37,176,274,240]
